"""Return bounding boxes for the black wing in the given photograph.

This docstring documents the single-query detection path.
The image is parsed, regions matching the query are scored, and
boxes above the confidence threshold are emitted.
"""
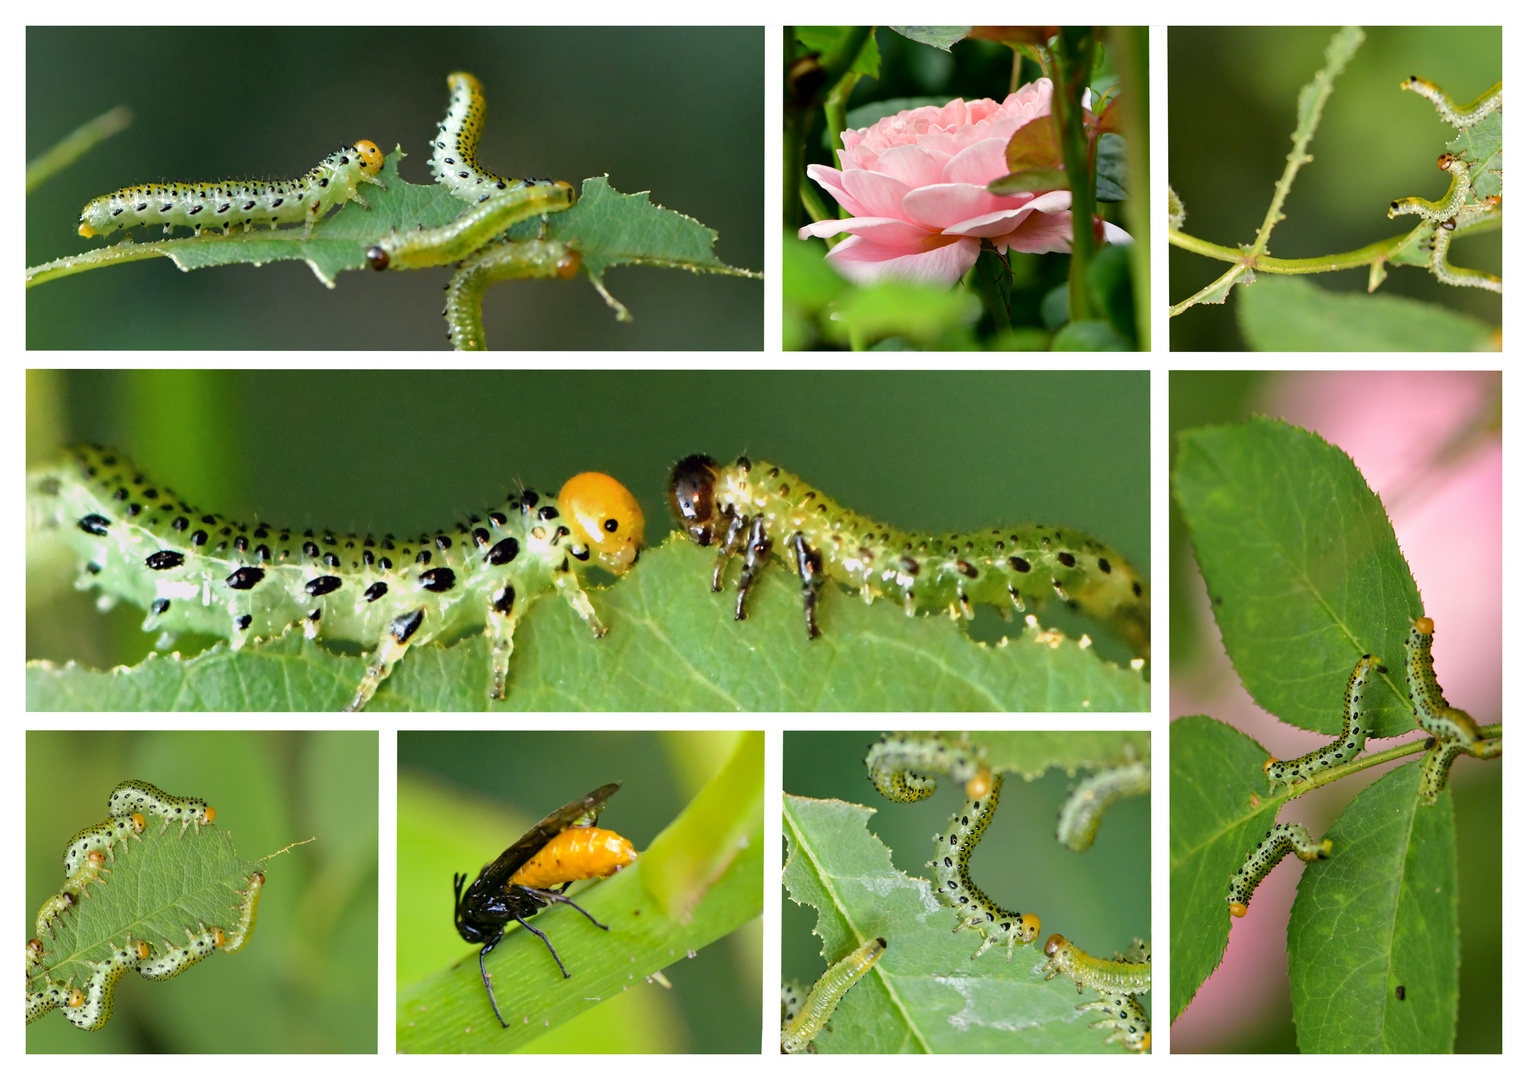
[471,782,621,895]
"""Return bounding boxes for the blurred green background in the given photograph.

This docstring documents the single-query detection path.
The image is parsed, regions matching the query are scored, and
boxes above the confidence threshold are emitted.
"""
[398,730,760,1052]
[783,731,1149,1000]
[26,730,378,1052]
[27,368,1150,672]
[26,26,762,350]
[1168,371,1500,1051]
[1168,26,1501,350]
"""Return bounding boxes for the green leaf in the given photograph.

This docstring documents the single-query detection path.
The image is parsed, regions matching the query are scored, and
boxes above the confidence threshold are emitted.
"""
[1289,763,1457,1051]
[821,280,983,348]
[27,538,1149,711]
[1168,714,1274,1021]
[29,813,264,1030]
[1173,417,1421,736]
[1237,275,1496,350]
[887,26,972,52]
[797,26,882,80]
[1096,133,1128,201]
[396,739,762,1052]
[783,794,1138,1053]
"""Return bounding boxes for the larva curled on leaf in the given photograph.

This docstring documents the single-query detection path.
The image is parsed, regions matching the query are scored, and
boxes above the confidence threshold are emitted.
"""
[78,141,385,240]
[442,236,584,351]
[1226,822,1331,918]
[926,774,1041,962]
[365,181,576,271]
[135,924,225,982]
[1038,934,1152,996]
[1405,617,1487,749]
[780,937,886,1053]
[27,444,644,711]
[667,454,1149,657]
[864,733,992,803]
[221,869,267,954]
[108,781,213,837]
[61,812,144,877]
[1263,654,1381,792]
[430,72,573,205]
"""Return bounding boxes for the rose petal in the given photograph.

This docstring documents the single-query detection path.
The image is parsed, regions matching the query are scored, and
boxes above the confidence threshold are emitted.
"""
[824,234,981,287]
[798,215,934,248]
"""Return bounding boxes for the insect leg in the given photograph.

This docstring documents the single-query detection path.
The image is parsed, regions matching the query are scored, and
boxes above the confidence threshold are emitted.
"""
[733,516,772,620]
[477,937,511,1027]
[348,607,425,711]
[485,584,523,700]
[787,531,826,639]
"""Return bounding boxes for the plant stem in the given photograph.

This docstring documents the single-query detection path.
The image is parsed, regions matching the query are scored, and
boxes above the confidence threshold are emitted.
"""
[1055,27,1099,323]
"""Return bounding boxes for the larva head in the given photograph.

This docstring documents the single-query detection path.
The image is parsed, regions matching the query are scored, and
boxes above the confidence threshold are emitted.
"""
[965,766,993,800]
[1019,914,1042,943]
[555,249,582,280]
[365,245,390,271]
[130,812,146,833]
[1228,901,1249,918]
[133,940,152,961]
[668,454,724,545]
[1043,934,1068,959]
[353,140,385,177]
[1415,616,1434,635]
[68,987,86,1009]
[559,472,644,573]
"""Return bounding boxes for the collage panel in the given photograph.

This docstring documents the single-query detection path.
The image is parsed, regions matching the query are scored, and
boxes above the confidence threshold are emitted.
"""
[1168,26,1501,350]
[25,729,378,1051]
[783,730,1150,1053]
[396,730,762,1051]
[26,368,1148,713]
[1168,371,1501,1052]
[26,26,763,351]
[786,26,1147,351]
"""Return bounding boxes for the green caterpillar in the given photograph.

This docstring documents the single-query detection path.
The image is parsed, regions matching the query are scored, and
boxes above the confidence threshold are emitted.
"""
[780,937,886,1053]
[28,445,644,711]
[108,781,214,837]
[1056,757,1150,851]
[667,455,1149,655]
[864,733,992,803]
[430,72,571,205]
[1079,989,1151,1053]
[1263,654,1381,792]
[1405,617,1486,749]
[78,141,385,240]
[365,182,576,271]
[1039,934,1151,996]
[927,774,1041,962]
[61,812,144,877]
[443,237,584,350]
[1227,822,1331,918]
[222,870,266,954]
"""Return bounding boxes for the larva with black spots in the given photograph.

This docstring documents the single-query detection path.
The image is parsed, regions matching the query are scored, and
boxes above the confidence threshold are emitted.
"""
[780,937,886,1053]
[1420,735,1501,806]
[1227,822,1331,918]
[1401,76,1502,130]
[1264,654,1381,792]
[1056,757,1150,852]
[365,182,576,271]
[78,141,386,240]
[667,455,1149,655]
[108,781,214,837]
[926,774,1041,962]
[35,890,78,940]
[1405,617,1487,750]
[58,939,141,1031]
[221,870,266,954]
[28,444,644,711]
[135,924,225,981]
[61,812,144,877]
[864,733,992,803]
[430,72,573,205]
[1079,990,1151,1053]
[1039,934,1152,996]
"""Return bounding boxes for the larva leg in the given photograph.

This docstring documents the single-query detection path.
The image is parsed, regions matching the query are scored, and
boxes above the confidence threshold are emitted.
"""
[786,532,826,639]
[1079,991,1151,1053]
[731,516,772,621]
[349,607,426,712]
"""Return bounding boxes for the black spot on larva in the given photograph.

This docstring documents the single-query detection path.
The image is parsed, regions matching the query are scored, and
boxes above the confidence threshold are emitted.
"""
[127,503,143,516]
[390,608,424,644]
[435,536,451,551]
[487,536,520,565]
[78,513,111,536]
[151,599,170,615]
[492,585,516,615]
[302,541,319,559]
[145,550,185,571]
[420,567,456,593]
[322,552,339,568]
[415,550,431,565]
[1009,556,1032,573]
[236,614,252,631]
[521,491,540,509]
[472,527,490,546]
[571,546,591,562]
[190,530,209,546]
[1132,582,1143,597]
[305,576,342,597]
[956,560,978,579]
[363,582,387,603]
[899,556,920,575]
[538,506,559,521]
[226,567,266,590]
[171,516,190,531]
[1058,552,1076,568]
[1098,557,1112,574]
[254,544,271,562]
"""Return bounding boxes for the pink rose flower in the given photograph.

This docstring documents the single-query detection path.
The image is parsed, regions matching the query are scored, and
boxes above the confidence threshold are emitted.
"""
[798,80,1130,287]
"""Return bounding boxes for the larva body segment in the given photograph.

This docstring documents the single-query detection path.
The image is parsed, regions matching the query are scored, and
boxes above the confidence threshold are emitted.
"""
[221,870,266,954]
[1226,822,1331,918]
[108,781,213,837]
[1056,757,1150,851]
[780,937,886,1054]
[61,812,145,877]
[431,72,571,205]
[135,925,224,981]
[35,890,77,940]
[1402,76,1503,130]
[365,182,576,271]
[927,774,1041,962]
[26,980,77,1025]
[59,940,142,1031]
[78,141,386,240]
[28,445,643,711]
[1039,934,1152,996]
[667,455,1149,656]
[1405,617,1486,749]
[1079,990,1151,1053]
[864,733,990,803]
[443,237,583,350]
[1263,654,1381,792]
